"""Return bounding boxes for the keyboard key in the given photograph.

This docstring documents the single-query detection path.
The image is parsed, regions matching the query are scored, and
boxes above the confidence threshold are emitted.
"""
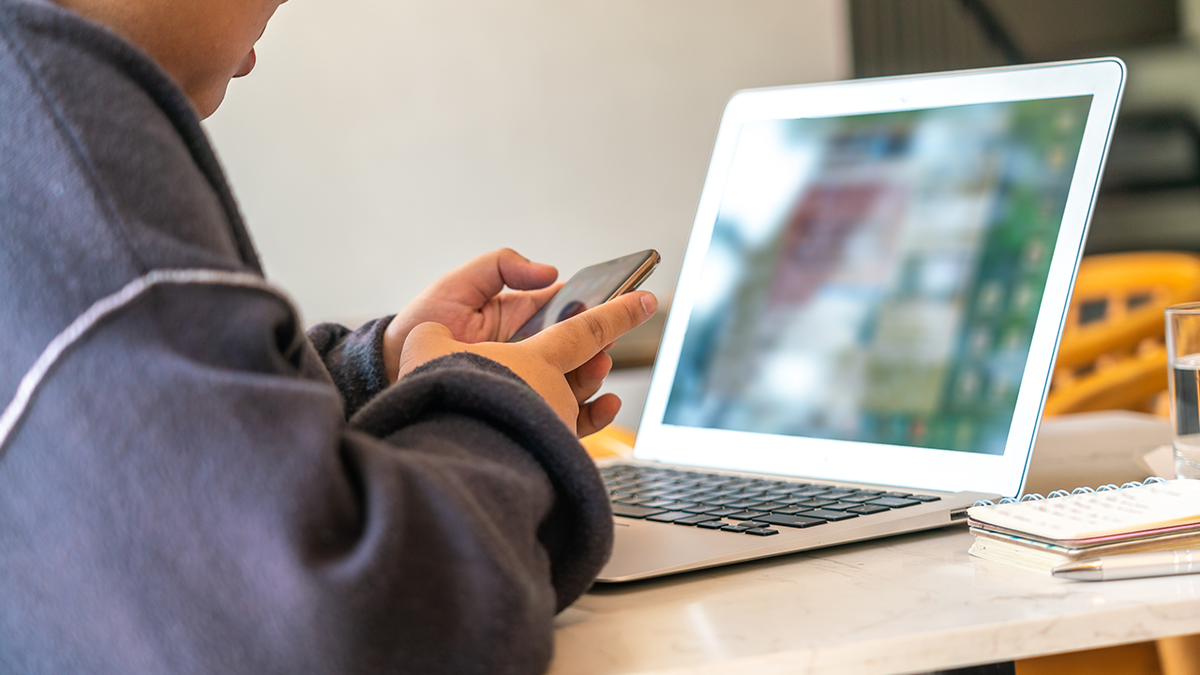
[724,510,768,520]
[792,488,833,498]
[804,509,859,521]
[699,497,743,507]
[674,514,722,526]
[637,488,679,498]
[847,505,890,515]
[697,520,728,530]
[646,511,695,523]
[661,491,698,501]
[768,506,812,516]
[797,499,837,508]
[868,497,921,509]
[611,504,668,519]
[703,508,746,518]
[745,528,780,536]
[822,502,861,512]
[757,513,826,528]
[721,524,752,533]
[801,504,859,521]
[911,494,942,502]
[735,490,770,499]
[680,505,721,514]
[737,521,767,527]
[727,500,768,509]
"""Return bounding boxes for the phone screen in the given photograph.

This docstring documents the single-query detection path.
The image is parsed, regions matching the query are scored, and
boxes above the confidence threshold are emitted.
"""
[508,249,659,342]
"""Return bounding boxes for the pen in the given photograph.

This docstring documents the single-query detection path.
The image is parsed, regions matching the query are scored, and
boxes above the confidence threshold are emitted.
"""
[1052,550,1200,581]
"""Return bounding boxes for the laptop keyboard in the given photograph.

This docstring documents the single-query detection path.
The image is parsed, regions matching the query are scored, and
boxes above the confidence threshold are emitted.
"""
[599,464,941,537]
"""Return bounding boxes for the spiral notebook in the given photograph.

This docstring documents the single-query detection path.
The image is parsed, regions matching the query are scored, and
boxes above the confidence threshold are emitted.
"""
[967,479,1200,572]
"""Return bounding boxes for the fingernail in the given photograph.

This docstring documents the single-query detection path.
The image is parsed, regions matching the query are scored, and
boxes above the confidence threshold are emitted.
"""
[641,293,658,315]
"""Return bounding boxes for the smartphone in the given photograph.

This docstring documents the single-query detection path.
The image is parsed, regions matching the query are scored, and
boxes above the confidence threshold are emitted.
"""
[508,249,660,342]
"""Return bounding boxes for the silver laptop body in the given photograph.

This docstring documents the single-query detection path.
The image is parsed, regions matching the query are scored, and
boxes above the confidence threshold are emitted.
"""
[598,58,1126,583]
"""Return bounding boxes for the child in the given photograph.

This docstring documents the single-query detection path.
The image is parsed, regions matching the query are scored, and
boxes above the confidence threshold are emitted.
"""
[0,0,655,672]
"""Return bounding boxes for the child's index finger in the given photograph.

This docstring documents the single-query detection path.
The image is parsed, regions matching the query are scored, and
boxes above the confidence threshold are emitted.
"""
[528,292,657,374]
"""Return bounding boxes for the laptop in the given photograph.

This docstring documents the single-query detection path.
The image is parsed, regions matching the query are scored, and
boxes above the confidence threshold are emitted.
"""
[596,58,1126,583]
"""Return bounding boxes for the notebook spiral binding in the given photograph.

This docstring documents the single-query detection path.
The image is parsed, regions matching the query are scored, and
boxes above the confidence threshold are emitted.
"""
[971,476,1169,508]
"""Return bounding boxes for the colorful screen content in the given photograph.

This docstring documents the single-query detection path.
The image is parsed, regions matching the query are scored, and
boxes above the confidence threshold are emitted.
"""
[663,96,1092,455]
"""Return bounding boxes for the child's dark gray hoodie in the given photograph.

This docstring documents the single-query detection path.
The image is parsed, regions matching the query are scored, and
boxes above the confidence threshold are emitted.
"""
[0,1,613,672]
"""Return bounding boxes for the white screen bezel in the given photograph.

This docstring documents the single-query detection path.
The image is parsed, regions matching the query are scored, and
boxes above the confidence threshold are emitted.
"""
[634,59,1125,497]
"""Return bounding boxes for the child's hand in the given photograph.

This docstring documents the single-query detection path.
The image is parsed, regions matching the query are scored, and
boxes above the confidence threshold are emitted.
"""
[398,291,658,437]
[383,249,561,383]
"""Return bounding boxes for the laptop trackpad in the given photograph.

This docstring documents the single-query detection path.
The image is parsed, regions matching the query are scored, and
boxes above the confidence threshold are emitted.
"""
[599,518,790,582]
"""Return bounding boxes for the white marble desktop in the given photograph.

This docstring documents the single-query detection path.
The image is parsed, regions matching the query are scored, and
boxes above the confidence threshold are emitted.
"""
[552,526,1200,675]
[556,379,1196,674]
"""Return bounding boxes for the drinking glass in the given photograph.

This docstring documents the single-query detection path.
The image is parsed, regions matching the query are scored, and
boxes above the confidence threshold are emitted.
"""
[1166,302,1200,479]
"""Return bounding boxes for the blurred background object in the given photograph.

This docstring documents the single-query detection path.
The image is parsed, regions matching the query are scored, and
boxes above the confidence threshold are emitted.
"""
[1043,251,1200,417]
[849,0,1200,257]
[849,0,1180,77]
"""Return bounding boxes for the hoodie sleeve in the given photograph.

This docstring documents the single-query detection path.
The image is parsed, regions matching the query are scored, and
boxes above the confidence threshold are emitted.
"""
[307,317,394,418]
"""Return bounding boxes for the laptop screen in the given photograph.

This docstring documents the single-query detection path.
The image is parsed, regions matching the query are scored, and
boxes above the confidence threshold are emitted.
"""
[637,60,1124,496]
[662,96,1093,456]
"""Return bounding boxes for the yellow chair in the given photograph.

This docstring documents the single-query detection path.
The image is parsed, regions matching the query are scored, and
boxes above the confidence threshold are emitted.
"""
[579,423,636,459]
[1044,252,1200,417]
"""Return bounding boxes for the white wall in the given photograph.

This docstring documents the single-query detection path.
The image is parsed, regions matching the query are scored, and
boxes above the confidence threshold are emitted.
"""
[205,0,850,325]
